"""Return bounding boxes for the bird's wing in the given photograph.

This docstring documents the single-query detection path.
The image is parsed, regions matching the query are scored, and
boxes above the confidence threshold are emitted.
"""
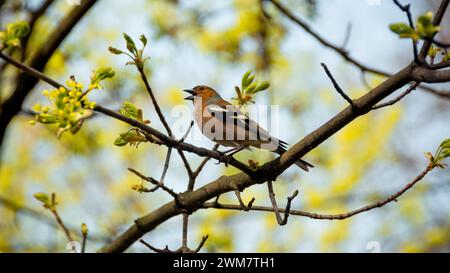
[205,103,274,143]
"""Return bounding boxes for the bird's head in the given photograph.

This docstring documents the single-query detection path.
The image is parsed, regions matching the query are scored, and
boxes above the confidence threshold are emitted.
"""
[183,85,220,103]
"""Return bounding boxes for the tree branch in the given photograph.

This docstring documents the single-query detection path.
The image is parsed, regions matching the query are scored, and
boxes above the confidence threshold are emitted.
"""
[393,0,419,61]
[372,81,420,110]
[203,163,435,220]
[268,0,450,100]
[267,181,298,226]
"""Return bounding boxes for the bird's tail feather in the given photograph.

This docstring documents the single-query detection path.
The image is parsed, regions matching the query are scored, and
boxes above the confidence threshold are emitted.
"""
[275,140,314,172]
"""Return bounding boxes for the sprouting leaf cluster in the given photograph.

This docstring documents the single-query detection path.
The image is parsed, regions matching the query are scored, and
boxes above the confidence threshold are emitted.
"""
[113,102,161,148]
[233,70,270,106]
[0,21,30,48]
[31,68,115,138]
[425,138,450,169]
[109,33,149,70]
[389,11,440,40]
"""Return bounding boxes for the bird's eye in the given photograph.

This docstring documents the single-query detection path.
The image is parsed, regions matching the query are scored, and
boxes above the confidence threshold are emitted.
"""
[199,87,204,91]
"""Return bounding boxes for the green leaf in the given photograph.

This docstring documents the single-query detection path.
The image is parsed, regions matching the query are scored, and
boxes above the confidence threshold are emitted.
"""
[389,23,418,40]
[34,193,49,204]
[251,81,270,94]
[140,34,148,47]
[1,21,30,47]
[114,135,128,146]
[417,12,433,28]
[123,33,137,54]
[241,71,252,89]
[439,139,450,149]
[114,130,147,147]
[245,82,258,94]
[245,75,255,88]
[91,67,115,85]
[416,11,439,38]
[119,102,140,120]
[109,46,124,55]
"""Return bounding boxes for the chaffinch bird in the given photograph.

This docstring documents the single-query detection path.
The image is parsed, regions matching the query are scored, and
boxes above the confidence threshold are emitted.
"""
[183,85,313,172]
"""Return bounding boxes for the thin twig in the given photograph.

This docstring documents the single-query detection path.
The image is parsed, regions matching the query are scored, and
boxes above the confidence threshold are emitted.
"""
[139,239,171,253]
[128,168,179,199]
[268,0,450,100]
[393,0,419,62]
[137,67,173,137]
[204,164,435,220]
[193,235,209,253]
[160,147,172,184]
[234,190,255,212]
[266,181,299,226]
[320,63,355,107]
[0,52,63,89]
[177,120,194,144]
[341,22,352,50]
[372,81,420,110]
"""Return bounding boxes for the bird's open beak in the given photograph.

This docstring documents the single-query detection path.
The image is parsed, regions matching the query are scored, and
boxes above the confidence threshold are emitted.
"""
[183,89,195,101]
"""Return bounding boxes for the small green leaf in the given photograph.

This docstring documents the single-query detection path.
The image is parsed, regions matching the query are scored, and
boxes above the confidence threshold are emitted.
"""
[439,139,450,149]
[389,23,418,40]
[416,11,439,38]
[119,102,140,120]
[1,21,30,47]
[34,193,49,204]
[241,71,252,89]
[91,67,115,85]
[245,75,255,88]
[251,81,270,94]
[108,46,124,55]
[417,11,433,28]
[123,33,137,54]
[114,135,128,146]
[245,82,258,94]
[140,34,148,47]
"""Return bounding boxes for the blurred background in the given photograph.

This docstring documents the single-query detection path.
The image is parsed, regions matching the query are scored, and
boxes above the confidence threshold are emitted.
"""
[0,0,449,253]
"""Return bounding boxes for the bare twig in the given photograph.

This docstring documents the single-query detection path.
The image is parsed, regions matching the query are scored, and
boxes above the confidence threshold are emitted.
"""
[160,147,172,184]
[193,235,209,253]
[140,235,209,253]
[393,0,419,62]
[137,68,173,137]
[372,81,420,110]
[320,63,355,107]
[177,121,194,144]
[128,168,179,199]
[139,239,171,253]
[48,193,75,251]
[234,190,255,212]
[204,163,435,220]
[0,52,63,89]
[268,0,450,100]
[341,23,352,50]
[267,181,299,226]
